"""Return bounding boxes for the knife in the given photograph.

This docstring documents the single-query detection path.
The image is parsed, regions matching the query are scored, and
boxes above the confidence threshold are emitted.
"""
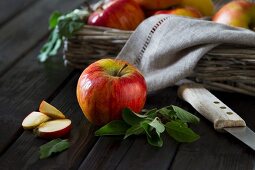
[177,82,255,150]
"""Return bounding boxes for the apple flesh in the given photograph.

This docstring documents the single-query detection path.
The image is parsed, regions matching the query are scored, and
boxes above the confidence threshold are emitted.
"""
[87,0,145,30]
[180,0,215,16]
[134,0,181,10]
[154,7,202,18]
[39,100,66,119]
[212,0,255,29]
[22,111,50,130]
[76,58,147,125]
[34,119,72,139]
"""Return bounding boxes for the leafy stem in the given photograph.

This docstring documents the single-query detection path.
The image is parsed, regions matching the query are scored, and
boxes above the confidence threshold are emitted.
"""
[38,9,90,62]
[95,105,200,147]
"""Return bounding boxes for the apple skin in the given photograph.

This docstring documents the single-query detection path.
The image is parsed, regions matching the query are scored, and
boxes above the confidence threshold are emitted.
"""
[34,119,72,139]
[76,58,147,125]
[212,0,255,29]
[180,0,215,16]
[134,0,181,10]
[153,7,202,18]
[87,0,145,30]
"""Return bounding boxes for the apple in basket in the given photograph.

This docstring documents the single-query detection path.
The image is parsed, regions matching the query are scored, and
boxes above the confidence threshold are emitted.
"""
[133,0,181,10]
[153,7,203,18]
[76,59,147,125]
[179,0,215,16]
[87,0,145,30]
[213,0,255,29]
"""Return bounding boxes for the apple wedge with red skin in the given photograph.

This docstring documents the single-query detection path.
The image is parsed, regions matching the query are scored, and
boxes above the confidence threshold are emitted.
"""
[39,100,65,119]
[77,58,147,125]
[34,119,72,139]
[87,0,145,30]
[22,111,50,130]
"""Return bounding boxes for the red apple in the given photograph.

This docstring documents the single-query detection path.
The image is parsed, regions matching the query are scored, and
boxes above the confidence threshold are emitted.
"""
[22,111,50,130]
[39,100,66,119]
[87,0,145,30]
[153,7,203,18]
[134,0,181,10]
[34,119,72,139]
[76,58,147,125]
[213,0,255,29]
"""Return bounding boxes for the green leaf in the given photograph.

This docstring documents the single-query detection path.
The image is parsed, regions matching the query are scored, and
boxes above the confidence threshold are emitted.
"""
[38,9,89,62]
[49,11,62,30]
[140,121,151,138]
[122,108,144,126]
[140,119,164,147]
[144,108,158,119]
[146,129,163,147]
[171,105,200,124]
[158,106,177,120]
[165,121,200,143]
[39,139,70,159]
[149,117,165,134]
[124,124,144,139]
[37,28,61,62]
[95,120,130,136]
[58,19,84,38]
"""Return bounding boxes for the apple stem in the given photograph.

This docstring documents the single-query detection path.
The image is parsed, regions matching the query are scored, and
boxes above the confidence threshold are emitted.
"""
[117,64,128,77]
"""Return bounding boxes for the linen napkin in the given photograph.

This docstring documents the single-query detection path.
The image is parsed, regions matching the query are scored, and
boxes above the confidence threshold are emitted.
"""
[116,15,255,92]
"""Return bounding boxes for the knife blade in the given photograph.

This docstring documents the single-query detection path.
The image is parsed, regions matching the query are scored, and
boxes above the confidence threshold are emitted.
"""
[177,82,255,150]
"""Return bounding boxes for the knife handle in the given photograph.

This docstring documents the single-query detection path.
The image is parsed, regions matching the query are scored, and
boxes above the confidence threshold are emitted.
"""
[178,83,246,130]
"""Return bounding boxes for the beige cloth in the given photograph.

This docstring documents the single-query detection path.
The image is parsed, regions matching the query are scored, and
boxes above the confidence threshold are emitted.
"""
[117,15,255,92]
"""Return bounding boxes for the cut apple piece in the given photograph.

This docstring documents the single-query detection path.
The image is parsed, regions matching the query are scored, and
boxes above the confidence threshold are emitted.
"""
[39,100,65,119]
[34,119,72,138]
[22,111,50,130]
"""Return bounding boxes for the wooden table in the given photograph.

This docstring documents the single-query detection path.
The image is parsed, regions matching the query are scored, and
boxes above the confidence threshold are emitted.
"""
[0,0,255,169]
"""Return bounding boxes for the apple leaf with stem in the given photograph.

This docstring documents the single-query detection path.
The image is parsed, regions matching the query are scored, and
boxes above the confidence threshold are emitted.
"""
[38,9,90,62]
[95,106,200,147]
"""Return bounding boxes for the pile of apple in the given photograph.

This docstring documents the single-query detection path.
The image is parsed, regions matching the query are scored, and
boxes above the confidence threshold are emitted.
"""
[22,101,72,138]
[87,0,255,31]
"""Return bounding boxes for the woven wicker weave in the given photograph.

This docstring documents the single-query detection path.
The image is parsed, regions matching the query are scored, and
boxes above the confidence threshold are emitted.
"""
[63,24,255,96]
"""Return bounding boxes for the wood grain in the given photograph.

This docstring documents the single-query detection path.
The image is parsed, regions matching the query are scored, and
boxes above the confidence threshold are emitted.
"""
[0,74,98,170]
[170,91,255,170]
[178,83,246,130]
[0,40,73,154]
[0,0,85,76]
[0,0,36,26]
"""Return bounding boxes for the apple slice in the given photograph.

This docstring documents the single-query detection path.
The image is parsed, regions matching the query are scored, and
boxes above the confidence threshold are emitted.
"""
[22,111,50,129]
[34,119,72,138]
[39,100,65,119]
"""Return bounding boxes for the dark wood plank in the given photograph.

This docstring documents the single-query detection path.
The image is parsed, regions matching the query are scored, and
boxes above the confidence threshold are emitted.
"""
[0,0,85,75]
[79,137,135,170]
[79,87,183,170]
[0,0,36,26]
[0,73,98,170]
[169,92,255,170]
[0,39,74,154]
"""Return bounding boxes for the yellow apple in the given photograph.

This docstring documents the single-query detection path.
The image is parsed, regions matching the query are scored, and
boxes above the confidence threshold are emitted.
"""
[180,0,215,16]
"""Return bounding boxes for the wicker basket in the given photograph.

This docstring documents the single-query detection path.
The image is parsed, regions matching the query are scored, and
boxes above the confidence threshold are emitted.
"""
[63,25,255,96]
